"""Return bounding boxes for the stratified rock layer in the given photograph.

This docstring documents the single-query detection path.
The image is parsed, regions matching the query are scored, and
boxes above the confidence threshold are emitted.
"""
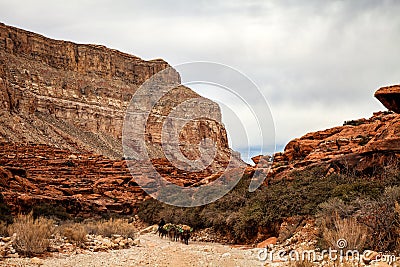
[269,111,400,179]
[0,142,146,217]
[0,23,173,158]
[0,142,220,217]
[0,22,240,167]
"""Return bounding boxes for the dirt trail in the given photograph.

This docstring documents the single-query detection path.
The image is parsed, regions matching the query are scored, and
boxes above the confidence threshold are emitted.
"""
[0,232,264,267]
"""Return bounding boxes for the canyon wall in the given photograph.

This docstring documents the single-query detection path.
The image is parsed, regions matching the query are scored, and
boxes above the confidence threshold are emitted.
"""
[0,23,239,167]
[0,22,244,217]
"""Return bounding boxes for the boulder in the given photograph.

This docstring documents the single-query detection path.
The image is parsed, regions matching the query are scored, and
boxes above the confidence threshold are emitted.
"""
[375,85,400,113]
[257,237,278,248]
[138,225,158,235]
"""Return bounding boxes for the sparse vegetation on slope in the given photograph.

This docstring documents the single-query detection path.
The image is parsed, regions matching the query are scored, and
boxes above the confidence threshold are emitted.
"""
[2,162,400,253]
[318,186,400,252]
[138,162,400,251]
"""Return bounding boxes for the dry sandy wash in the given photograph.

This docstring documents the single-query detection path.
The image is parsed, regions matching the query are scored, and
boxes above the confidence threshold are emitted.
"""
[0,232,264,267]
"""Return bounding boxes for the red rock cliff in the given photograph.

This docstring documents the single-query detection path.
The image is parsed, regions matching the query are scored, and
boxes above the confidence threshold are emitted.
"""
[0,22,241,168]
[267,85,400,179]
[0,22,244,217]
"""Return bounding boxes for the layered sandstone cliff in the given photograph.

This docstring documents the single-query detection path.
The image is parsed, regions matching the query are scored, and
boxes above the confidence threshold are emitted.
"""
[0,23,244,217]
[0,22,240,168]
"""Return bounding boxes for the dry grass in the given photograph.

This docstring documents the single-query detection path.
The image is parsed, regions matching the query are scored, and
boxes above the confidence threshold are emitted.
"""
[8,213,55,256]
[85,218,136,239]
[322,213,369,251]
[58,223,87,247]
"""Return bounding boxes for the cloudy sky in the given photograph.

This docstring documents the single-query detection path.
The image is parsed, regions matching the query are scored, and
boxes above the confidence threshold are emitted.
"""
[1,0,400,162]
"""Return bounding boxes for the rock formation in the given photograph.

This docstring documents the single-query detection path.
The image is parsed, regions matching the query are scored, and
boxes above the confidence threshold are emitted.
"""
[0,22,241,165]
[267,85,400,179]
[0,22,244,217]
[0,142,220,217]
[6,21,400,218]
[374,85,400,113]
[0,23,172,158]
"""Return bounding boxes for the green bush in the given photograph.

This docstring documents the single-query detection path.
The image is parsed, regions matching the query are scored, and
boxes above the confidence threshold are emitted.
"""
[138,165,400,244]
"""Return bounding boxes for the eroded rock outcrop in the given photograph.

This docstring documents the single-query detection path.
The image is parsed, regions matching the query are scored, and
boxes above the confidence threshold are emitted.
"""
[269,110,400,179]
[252,85,400,179]
[375,85,400,113]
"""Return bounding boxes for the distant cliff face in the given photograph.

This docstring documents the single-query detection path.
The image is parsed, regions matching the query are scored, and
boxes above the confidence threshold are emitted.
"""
[0,23,173,84]
[0,23,241,168]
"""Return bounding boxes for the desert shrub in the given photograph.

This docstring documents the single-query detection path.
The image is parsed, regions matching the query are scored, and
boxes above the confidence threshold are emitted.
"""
[158,184,194,206]
[137,199,163,225]
[380,156,400,184]
[321,213,370,250]
[318,198,356,224]
[58,223,87,247]
[8,213,55,256]
[318,187,400,252]
[355,187,400,251]
[331,181,383,202]
[85,218,136,239]
[343,119,366,126]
